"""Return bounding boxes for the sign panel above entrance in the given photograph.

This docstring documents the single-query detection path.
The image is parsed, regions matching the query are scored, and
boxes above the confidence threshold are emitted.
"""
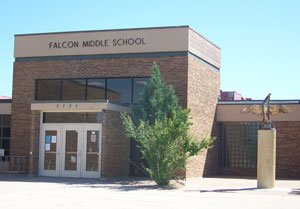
[14,26,221,68]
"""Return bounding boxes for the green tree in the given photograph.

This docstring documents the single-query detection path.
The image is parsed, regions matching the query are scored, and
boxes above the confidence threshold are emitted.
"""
[121,63,214,185]
[131,63,178,126]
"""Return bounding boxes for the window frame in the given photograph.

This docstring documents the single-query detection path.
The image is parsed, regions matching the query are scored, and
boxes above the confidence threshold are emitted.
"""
[35,77,149,104]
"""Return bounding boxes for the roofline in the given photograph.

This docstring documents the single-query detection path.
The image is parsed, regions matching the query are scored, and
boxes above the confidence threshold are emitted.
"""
[14,25,190,37]
[14,25,220,50]
[188,27,220,49]
[218,100,300,105]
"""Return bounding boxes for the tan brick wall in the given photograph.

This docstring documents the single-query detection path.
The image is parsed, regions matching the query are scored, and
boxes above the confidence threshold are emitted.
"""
[101,110,130,177]
[186,56,220,178]
[11,55,188,174]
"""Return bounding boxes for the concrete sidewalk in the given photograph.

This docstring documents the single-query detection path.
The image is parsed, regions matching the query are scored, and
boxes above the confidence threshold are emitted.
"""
[0,173,299,209]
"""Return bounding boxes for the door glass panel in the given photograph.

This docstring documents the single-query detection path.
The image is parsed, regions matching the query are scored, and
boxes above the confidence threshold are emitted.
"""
[65,130,78,171]
[86,131,99,171]
[44,131,57,170]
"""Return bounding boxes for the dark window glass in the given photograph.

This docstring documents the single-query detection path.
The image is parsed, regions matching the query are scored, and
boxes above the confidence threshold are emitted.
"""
[43,112,102,123]
[2,139,10,150]
[36,80,61,100]
[62,79,86,100]
[107,78,132,104]
[133,78,149,104]
[0,115,2,126]
[3,115,11,126]
[85,112,102,123]
[3,128,10,138]
[87,79,105,100]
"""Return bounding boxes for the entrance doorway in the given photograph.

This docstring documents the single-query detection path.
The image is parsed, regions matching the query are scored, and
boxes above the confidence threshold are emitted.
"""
[39,124,101,178]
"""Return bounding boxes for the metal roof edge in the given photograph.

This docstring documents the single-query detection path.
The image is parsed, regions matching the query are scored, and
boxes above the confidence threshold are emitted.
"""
[217,100,300,105]
[15,25,190,37]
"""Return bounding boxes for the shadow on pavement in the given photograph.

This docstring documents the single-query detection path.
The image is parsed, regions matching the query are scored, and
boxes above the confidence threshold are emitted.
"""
[185,187,258,193]
[0,173,177,191]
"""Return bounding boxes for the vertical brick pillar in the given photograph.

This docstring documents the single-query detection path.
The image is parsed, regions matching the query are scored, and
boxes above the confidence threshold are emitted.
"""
[186,56,220,178]
[101,110,130,177]
[28,110,41,176]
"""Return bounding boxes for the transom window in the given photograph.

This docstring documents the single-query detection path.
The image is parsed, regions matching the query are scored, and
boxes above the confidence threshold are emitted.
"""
[36,77,149,105]
[43,112,102,123]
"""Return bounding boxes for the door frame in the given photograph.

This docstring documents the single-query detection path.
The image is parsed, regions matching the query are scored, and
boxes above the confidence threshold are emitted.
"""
[60,124,82,178]
[38,124,62,177]
[81,124,102,178]
[38,123,102,178]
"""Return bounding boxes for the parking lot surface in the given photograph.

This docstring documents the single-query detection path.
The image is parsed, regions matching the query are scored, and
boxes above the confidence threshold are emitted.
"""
[0,174,299,209]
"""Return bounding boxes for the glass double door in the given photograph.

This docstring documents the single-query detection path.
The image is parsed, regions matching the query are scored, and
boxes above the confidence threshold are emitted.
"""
[39,124,101,178]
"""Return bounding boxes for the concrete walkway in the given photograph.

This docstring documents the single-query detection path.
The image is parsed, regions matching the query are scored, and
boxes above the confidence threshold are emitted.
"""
[0,173,299,209]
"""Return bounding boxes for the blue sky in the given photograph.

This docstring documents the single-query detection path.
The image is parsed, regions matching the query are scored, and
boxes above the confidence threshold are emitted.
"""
[1,0,299,99]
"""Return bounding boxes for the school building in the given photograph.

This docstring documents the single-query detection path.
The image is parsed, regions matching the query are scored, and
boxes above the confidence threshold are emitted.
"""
[0,26,299,179]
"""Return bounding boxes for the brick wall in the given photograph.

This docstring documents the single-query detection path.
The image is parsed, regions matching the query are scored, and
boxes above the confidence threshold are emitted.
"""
[11,55,188,174]
[185,56,220,177]
[274,121,300,178]
[28,110,40,175]
[101,109,130,177]
[217,121,300,179]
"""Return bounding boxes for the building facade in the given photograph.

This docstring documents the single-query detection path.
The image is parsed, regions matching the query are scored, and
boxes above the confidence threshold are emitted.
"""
[1,26,299,179]
[11,26,220,178]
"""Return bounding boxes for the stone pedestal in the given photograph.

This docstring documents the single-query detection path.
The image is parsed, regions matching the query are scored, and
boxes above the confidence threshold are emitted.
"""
[257,129,276,188]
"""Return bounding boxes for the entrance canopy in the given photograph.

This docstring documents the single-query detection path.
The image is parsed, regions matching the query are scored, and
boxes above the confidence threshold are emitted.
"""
[31,100,130,113]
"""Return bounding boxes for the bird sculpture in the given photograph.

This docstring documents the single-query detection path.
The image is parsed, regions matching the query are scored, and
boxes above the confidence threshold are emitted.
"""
[241,93,291,129]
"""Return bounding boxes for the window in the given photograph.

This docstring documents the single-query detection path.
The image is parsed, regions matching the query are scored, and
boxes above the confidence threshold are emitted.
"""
[87,79,105,100]
[36,80,61,100]
[133,78,149,104]
[0,115,11,156]
[3,128,10,137]
[2,115,10,126]
[219,122,259,168]
[107,78,132,104]
[35,77,149,104]
[227,92,234,97]
[43,112,102,123]
[62,79,86,100]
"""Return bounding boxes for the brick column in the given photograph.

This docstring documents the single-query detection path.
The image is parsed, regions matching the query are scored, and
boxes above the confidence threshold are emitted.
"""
[28,110,41,176]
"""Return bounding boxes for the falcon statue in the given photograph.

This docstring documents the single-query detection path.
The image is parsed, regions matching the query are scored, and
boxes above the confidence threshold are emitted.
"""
[241,93,291,129]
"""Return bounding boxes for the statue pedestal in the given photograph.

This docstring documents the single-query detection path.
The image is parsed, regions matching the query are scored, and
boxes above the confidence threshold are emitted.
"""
[257,129,276,188]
